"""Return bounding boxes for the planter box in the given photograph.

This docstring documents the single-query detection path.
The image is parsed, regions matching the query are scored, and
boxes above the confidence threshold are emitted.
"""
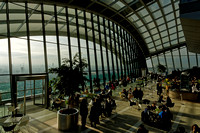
[57,108,79,131]
[169,90,198,101]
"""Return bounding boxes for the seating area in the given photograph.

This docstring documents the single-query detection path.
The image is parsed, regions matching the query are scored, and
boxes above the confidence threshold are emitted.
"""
[0,115,29,133]
[0,78,200,133]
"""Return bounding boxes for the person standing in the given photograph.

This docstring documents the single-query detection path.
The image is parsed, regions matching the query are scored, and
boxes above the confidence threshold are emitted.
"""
[138,88,144,101]
[80,98,88,129]
[89,102,99,127]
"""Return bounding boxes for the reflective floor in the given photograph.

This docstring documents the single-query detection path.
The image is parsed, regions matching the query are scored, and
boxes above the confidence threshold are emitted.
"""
[1,81,200,133]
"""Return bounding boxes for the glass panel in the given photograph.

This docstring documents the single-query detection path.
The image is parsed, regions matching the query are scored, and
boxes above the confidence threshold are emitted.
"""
[153,10,162,19]
[155,40,161,46]
[30,37,46,73]
[143,16,152,23]
[138,8,148,17]
[152,56,159,69]
[172,49,181,69]
[163,5,173,14]
[128,14,139,22]
[158,24,167,32]
[111,1,125,11]
[167,20,176,28]
[152,34,159,41]
[11,38,29,74]
[189,52,197,68]
[198,54,200,67]
[46,40,58,69]
[165,52,174,70]
[148,2,159,12]
[180,47,189,69]
[156,17,165,25]
[148,22,156,30]
[159,0,171,7]
[0,39,9,74]
[135,20,143,27]
[158,54,166,66]
[146,58,153,68]
[0,76,11,101]
[142,32,150,38]
[166,13,174,22]
[71,37,79,58]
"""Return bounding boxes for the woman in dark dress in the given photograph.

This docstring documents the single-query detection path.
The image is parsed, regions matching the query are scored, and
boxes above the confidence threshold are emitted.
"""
[89,102,99,127]
[80,98,88,129]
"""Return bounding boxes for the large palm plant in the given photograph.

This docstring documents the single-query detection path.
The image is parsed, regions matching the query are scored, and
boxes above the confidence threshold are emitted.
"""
[157,63,166,73]
[49,53,88,98]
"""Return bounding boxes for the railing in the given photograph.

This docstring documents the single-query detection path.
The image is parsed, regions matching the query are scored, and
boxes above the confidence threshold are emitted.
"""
[0,88,44,104]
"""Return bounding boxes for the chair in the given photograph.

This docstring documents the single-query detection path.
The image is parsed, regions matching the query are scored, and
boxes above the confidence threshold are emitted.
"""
[2,123,16,133]
[7,107,15,116]
[0,116,8,132]
[15,116,29,132]
[15,103,24,115]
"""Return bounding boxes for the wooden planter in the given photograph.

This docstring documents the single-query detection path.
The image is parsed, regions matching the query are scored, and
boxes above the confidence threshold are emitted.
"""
[169,90,198,101]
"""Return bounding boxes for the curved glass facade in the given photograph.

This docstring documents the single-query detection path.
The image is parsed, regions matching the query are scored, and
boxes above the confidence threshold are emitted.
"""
[0,2,146,100]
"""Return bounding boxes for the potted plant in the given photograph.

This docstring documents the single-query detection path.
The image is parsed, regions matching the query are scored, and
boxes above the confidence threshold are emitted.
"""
[157,63,166,75]
[49,53,88,131]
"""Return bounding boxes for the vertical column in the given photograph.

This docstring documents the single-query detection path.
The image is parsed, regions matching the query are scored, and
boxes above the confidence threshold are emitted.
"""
[41,4,48,73]
[186,48,190,69]
[54,5,61,67]
[123,30,129,76]
[6,2,15,106]
[41,4,50,108]
[91,13,99,87]
[83,11,92,91]
[116,24,123,78]
[97,15,105,86]
[196,53,198,67]
[25,2,32,74]
[110,21,119,81]
[120,27,126,76]
[129,37,134,76]
[65,7,72,68]
[125,32,131,76]
[170,50,175,70]
[178,48,183,70]
[75,9,83,89]
[103,18,110,82]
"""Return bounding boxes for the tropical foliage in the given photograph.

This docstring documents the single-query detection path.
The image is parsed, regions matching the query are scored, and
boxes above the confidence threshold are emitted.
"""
[157,64,166,73]
[49,53,88,98]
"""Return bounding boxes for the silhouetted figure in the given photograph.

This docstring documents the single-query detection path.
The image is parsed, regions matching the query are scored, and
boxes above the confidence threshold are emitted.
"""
[191,124,200,133]
[166,96,174,107]
[105,97,112,117]
[158,95,165,103]
[137,124,148,133]
[133,87,138,99]
[138,88,144,100]
[80,99,88,129]
[89,102,99,127]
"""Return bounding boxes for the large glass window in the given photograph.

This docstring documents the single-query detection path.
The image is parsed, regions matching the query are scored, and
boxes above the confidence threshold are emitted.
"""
[165,52,174,72]
[180,47,189,69]
[0,39,9,74]
[0,76,11,101]
[172,49,181,69]
[189,52,197,68]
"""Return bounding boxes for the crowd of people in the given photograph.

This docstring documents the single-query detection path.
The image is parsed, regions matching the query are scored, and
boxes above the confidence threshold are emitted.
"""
[120,87,144,101]
[75,73,199,132]
[80,95,116,129]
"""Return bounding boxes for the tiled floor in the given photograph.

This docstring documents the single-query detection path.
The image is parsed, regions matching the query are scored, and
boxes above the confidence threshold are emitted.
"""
[1,81,200,133]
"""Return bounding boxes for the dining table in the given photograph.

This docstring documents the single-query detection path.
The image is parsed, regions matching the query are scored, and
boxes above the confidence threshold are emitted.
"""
[4,116,22,124]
